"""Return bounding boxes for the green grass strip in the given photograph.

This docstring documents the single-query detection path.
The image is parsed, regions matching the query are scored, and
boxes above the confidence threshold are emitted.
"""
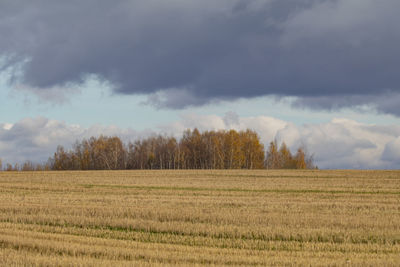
[79,184,400,195]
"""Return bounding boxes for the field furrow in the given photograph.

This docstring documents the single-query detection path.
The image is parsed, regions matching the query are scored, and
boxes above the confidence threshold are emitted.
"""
[1,170,400,266]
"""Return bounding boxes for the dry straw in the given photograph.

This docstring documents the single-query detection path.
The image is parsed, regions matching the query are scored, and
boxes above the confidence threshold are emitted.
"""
[0,170,399,266]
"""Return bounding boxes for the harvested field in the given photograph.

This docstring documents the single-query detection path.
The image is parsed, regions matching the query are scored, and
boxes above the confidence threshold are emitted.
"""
[0,170,399,266]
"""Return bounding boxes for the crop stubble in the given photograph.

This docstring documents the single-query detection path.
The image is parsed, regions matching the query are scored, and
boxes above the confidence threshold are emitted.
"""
[0,170,399,266]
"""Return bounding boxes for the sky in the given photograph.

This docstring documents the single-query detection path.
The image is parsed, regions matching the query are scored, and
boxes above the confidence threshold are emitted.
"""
[1,0,400,169]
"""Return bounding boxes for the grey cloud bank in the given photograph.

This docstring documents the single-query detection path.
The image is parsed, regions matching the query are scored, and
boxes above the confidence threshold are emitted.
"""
[1,0,400,114]
[1,115,399,169]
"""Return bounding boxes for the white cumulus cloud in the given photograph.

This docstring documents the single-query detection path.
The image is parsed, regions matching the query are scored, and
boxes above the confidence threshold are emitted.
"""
[0,115,399,169]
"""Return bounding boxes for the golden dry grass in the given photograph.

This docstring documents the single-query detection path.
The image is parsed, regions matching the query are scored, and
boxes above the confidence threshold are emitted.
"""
[0,170,399,266]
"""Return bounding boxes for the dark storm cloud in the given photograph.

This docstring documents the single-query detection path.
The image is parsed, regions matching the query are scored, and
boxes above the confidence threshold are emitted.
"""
[1,0,400,113]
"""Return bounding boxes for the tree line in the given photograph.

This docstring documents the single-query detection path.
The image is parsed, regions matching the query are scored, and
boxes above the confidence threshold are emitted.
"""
[0,129,315,171]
